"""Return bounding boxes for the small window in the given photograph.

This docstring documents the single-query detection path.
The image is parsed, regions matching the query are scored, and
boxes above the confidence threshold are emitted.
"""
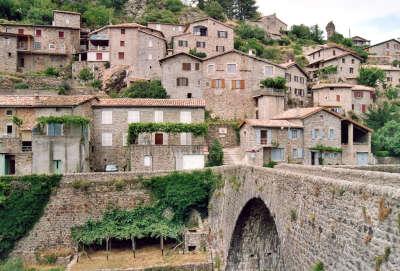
[271,148,284,162]
[195,63,200,71]
[58,31,64,38]
[128,111,140,123]
[351,59,355,64]
[196,41,206,48]
[349,67,354,74]
[342,58,345,63]
[264,66,273,76]
[329,128,335,140]
[207,64,215,74]
[362,104,367,113]
[180,132,191,145]
[155,133,164,145]
[35,29,42,37]
[33,42,41,49]
[122,133,128,147]
[47,123,62,137]
[154,111,163,123]
[102,110,113,124]
[118,52,124,60]
[96,53,102,60]
[217,31,228,38]
[5,110,12,116]
[178,40,188,47]
[187,93,192,98]
[180,111,192,123]
[177,77,189,86]
[22,141,32,152]
[148,40,153,47]
[144,156,152,167]
[121,28,125,35]
[102,132,113,146]
[182,63,191,71]
[148,54,153,60]
[312,129,320,140]
[336,95,341,102]
[6,124,13,135]
[212,79,225,89]
[120,41,125,47]
[227,64,237,73]
[48,43,55,49]
[216,46,225,52]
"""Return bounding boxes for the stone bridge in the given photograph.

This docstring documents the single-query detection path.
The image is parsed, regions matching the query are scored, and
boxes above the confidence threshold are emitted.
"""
[11,165,400,270]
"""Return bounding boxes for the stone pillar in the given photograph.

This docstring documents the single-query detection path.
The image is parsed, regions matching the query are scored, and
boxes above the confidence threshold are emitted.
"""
[348,123,354,164]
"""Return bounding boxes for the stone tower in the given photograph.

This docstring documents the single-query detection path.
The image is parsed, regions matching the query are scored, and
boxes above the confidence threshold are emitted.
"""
[326,21,336,39]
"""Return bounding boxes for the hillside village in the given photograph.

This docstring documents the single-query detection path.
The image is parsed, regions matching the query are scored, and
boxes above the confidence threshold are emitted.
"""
[1,4,399,175]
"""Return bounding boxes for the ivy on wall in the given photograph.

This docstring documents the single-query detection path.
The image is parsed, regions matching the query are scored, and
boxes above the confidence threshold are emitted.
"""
[37,116,90,126]
[310,144,343,153]
[0,175,62,259]
[127,122,208,144]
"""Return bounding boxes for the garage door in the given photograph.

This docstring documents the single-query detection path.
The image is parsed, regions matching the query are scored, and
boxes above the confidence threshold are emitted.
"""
[182,155,205,170]
[357,152,369,166]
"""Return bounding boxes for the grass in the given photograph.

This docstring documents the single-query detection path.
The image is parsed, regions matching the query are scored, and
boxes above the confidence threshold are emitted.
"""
[71,245,208,271]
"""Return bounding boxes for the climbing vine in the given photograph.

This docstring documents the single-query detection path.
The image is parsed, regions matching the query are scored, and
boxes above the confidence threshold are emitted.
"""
[0,175,62,259]
[37,115,90,126]
[127,122,208,144]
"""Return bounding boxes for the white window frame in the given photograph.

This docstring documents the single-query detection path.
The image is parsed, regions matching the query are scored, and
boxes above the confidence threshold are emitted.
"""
[101,110,113,125]
[122,133,128,147]
[207,64,215,74]
[102,132,113,146]
[128,111,140,123]
[148,40,153,48]
[144,155,152,167]
[180,111,192,124]
[5,123,13,135]
[180,132,192,145]
[227,63,237,74]
[264,65,274,76]
[48,43,55,50]
[328,128,335,140]
[154,111,163,123]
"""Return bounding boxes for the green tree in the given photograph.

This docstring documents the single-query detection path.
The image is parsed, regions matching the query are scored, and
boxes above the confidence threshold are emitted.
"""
[311,261,325,271]
[372,120,400,157]
[365,102,399,131]
[235,22,266,41]
[165,0,184,12]
[288,24,311,40]
[83,5,113,28]
[120,80,168,98]
[310,25,324,44]
[139,8,179,24]
[78,68,94,82]
[204,0,226,21]
[357,67,386,87]
[207,139,223,167]
[235,0,258,20]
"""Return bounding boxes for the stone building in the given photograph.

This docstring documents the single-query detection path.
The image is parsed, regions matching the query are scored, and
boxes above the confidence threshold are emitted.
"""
[307,45,362,83]
[366,39,400,65]
[248,14,287,40]
[87,23,167,80]
[171,17,234,58]
[352,36,370,47]
[280,61,310,107]
[364,64,400,87]
[312,83,375,116]
[0,10,81,73]
[147,22,185,44]
[0,95,96,175]
[240,107,372,167]
[91,98,206,172]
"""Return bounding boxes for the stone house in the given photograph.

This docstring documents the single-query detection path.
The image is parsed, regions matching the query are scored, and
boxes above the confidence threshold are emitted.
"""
[172,17,234,58]
[307,50,362,83]
[280,61,310,107]
[352,36,370,47]
[0,32,18,73]
[0,10,81,73]
[147,22,185,45]
[364,64,400,87]
[87,23,167,80]
[91,98,206,172]
[248,14,287,40]
[312,83,375,116]
[366,39,400,65]
[0,95,96,175]
[240,107,372,167]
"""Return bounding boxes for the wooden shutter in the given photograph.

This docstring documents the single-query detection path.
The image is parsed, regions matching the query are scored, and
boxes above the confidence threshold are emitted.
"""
[240,80,245,89]
[231,80,236,89]
[211,80,216,88]
[255,129,261,144]
[221,79,225,89]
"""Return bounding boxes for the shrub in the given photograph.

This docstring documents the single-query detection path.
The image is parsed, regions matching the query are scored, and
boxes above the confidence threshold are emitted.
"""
[71,180,91,191]
[357,67,385,87]
[104,62,110,69]
[91,79,102,89]
[14,82,29,89]
[0,258,25,271]
[78,68,94,82]
[207,139,223,167]
[58,81,71,95]
[120,80,168,99]
[204,0,226,21]
[165,0,184,12]
[43,67,60,77]
[311,261,324,271]
[263,161,277,168]
[113,179,126,191]
[189,48,207,59]
[261,76,287,90]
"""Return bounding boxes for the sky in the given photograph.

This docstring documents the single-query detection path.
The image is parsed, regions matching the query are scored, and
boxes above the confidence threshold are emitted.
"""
[256,0,400,44]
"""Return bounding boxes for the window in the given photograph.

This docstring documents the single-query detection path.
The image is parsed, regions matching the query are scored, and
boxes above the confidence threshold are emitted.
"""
[148,40,153,47]
[271,148,284,162]
[207,64,215,74]
[155,133,163,145]
[342,58,345,63]
[35,29,42,37]
[120,40,125,47]
[154,111,163,123]
[21,141,32,152]
[227,64,237,73]
[128,111,140,123]
[333,50,336,56]
[33,42,41,49]
[53,160,62,174]
[211,79,225,89]
[178,40,188,47]
[96,52,103,60]
[232,80,245,89]
[58,31,64,38]
[351,59,355,64]
[48,43,55,49]
[195,63,200,70]
[102,132,113,146]
[144,156,152,167]
[6,124,13,135]
[285,73,291,82]
[155,24,161,30]
[118,52,124,60]
[264,66,273,76]
[312,129,320,140]
[193,26,207,36]
[187,93,192,98]
[293,148,303,159]
[387,77,392,82]
[121,28,125,34]
[47,123,62,136]
[18,29,24,34]
[216,46,225,52]
[260,130,268,145]
[5,110,12,116]
[180,132,191,145]
[336,95,341,102]
[354,91,363,98]
[101,110,113,124]
[122,133,128,147]
[289,129,299,139]
[349,67,354,74]
[177,77,189,86]
[352,104,355,110]
[148,54,153,60]
[217,31,228,38]
[196,41,206,48]
[328,128,335,140]
[182,63,191,71]
[294,76,299,82]
[180,111,192,123]
[362,104,367,113]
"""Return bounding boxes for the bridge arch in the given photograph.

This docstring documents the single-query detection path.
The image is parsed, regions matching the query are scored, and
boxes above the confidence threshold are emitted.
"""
[225,197,285,271]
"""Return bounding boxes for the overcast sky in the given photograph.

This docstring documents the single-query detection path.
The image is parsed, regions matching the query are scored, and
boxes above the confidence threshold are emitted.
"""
[256,0,400,44]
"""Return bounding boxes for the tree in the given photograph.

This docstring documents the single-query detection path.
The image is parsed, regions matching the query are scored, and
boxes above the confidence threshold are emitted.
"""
[207,139,223,167]
[365,102,399,131]
[165,0,184,12]
[372,120,400,157]
[189,48,207,58]
[289,24,311,40]
[204,0,226,21]
[235,0,258,20]
[357,67,386,87]
[310,25,324,44]
[120,80,168,99]
[83,5,113,28]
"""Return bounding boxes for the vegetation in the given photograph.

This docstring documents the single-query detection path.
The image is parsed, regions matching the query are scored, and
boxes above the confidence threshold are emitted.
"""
[288,24,324,44]
[57,81,71,95]
[0,257,64,270]
[375,247,391,271]
[290,209,297,222]
[128,123,208,144]
[357,67,386,87]
[0,175,62,259]
[310,145,343,153]
[311,261,324,271]
[263,161,277,168]
[328,32,368,61]
[120,80,168,99]
[37,115,90,126]
[318,65,338,77]
[372,120,400,157]
[261,76,287,90]
[14,82,29,89]
[189,48,207,59]
[78,68,94,82]
[91,79,102,89]
[203,0,226,21]
[43,67,60,77]
[207,139,224,167]
[71,170,221,254]
[11,116,23,127]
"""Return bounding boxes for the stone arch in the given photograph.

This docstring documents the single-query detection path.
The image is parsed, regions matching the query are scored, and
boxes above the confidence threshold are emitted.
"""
[225,197,285,271]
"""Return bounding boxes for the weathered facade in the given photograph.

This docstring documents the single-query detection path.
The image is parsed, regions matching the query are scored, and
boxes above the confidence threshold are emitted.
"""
[147,22,185,44]
[0,95,95,175]
[366,39,400,65]
[91,98,206,172]
[352,36,370,47]
[172,18,234,58]
[248,14,287,40]
[0,10,81,73]
[280,62,310,107]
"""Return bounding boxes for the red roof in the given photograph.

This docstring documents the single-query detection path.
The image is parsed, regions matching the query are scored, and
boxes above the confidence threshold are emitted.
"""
[94,98,206,108]
[0,95,97,107]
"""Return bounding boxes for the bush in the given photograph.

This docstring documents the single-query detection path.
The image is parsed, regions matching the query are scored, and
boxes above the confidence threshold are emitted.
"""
[189,48,207,59]
[207,139,223,167]
[58,81,71,95]
[372,120,400,157]
[71,180,91,191]
[0,258,25,271]
[311,261,324,271]
[165,0,183,12]
[261,76,287,90]
[91,79,102,89]
[204,0,226,21]
[78,68,94,82]
[14,82,29,89]
[264,161,277,168]
[357,67,386,87]
[43,67,60,77]
[120,80,168,99]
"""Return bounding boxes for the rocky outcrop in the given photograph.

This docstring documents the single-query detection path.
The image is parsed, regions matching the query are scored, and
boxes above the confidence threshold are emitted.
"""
[123,0,148,19]
[102,65,129,93]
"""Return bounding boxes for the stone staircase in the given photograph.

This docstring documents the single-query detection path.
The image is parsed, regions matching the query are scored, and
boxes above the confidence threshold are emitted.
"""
[223,147,243,166]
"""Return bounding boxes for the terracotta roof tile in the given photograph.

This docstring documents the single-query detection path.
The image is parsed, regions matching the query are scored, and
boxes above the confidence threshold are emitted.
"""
[94,98,206,108]
[272,107,324,120]
[312,83,375,92]
[242,119,303,128]
[0,95,96,107]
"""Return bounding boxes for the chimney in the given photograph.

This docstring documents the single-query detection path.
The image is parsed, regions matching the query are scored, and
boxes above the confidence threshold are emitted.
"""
[248,49,255,56]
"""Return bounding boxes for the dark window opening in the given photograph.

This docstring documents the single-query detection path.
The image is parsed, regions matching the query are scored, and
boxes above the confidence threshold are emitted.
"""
[22,141,32,152]
[193,26,208,36]
[5,155,15,175]
[6,110,12,116]
[155,133,163,145]
[6,124,12,134]
[188,246,196,251]
[187,93,192,98]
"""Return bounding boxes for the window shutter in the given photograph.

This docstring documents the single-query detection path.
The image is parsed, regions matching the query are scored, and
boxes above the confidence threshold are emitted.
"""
[180,111,192,123]
[240,80,245,89]
[221,79,225,88]
[154,111,163,123]
[267,129,272,144]
[255,129,261,144]
[231,80,236,89]
[211,80,216,88]
[288,129,292,139]
[128,111,140,123]
[102,111,112,124]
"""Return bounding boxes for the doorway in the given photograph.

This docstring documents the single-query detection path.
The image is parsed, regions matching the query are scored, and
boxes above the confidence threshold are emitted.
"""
[5,155,16,175]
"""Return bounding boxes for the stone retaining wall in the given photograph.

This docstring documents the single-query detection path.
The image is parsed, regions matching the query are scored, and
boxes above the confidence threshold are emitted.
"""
[96,262,213,271]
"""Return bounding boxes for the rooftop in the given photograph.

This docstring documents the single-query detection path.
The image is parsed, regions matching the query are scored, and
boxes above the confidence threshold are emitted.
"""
[312,83,375,92]
[94,98,206,108]
[241,119,303,128]
[0,95,97,107]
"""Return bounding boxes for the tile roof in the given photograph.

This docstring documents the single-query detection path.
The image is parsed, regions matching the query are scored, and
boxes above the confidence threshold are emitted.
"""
[364,64,400,71]
[0,95,97,107]
[241,119,303,128]
[367,39,400,49]
[308,52,362,65]
[159,52,203,63]
[312,83,375,92]
[307,44,355,56]
[279,61,309,78]
[272,107,325,120]
[94,98,206,108]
